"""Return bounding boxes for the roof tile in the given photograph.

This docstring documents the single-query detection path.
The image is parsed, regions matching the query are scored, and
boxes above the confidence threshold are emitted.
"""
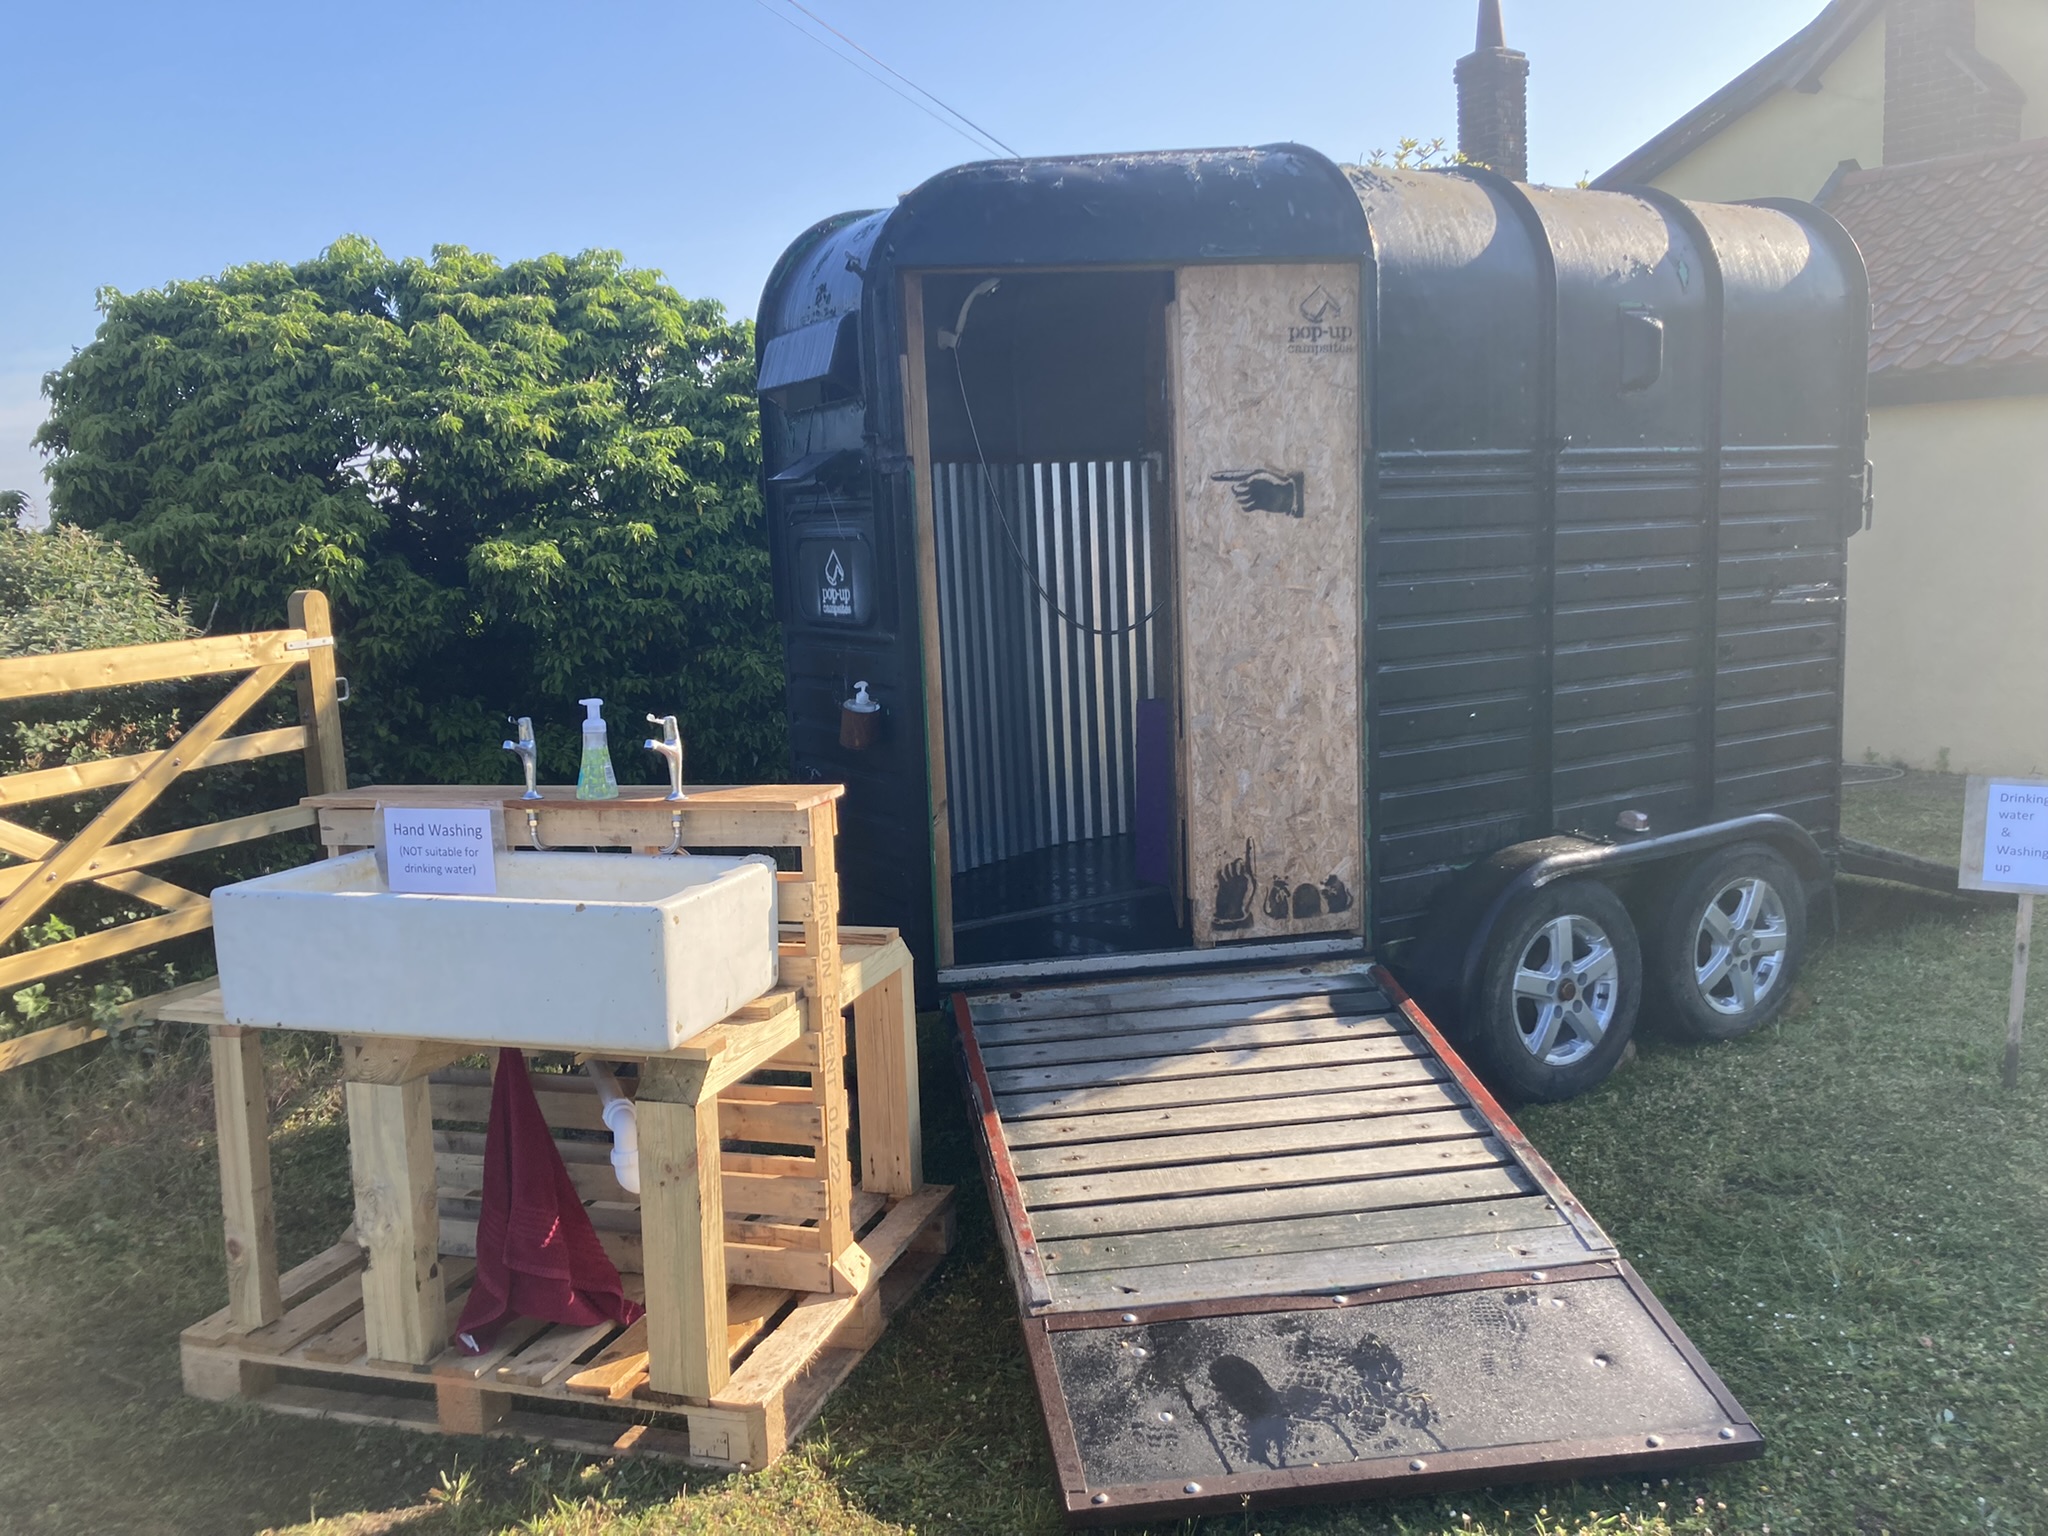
[1824,139,2048,379]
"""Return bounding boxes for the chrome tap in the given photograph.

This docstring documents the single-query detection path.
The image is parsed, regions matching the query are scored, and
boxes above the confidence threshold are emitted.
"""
[502,716,541,800]
[645,714,686,802]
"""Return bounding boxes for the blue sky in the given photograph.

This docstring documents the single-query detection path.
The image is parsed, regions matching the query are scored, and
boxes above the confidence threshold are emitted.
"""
[0,1,1826,511]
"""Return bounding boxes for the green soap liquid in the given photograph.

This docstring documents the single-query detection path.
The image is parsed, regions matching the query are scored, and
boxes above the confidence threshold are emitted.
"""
[577,742,619,800]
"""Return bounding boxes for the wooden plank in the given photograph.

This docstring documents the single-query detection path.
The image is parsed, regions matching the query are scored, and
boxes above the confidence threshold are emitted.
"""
[800,799,853,1276]
[316,796,815,854]
[839,931,908,1009]
[209,1026,282,1329]
[982,1031,1427,1095]
[1022,1135,1510,1213]
[1029,1165,1536,1245]
[1047,1223,1605,1313]
[1009,1104,1491,1178]
[854,962,922,1196]
[0,813,209,914]
[0,628,307,701]
[344,1076,444,1365]
[972,992,1396,1050]
[151,979,227,1027]
[898,276,955,968]
[287,591,348,797]
[720,1097,824,1147]
[342,1037,476,1086]
[966,965,1383,1025]
[726,1242,833,1294]
[310,782,842,812]
[637,1089,729,1397]
[976,1009,1403,1068]
[0,974,225,1073]
[243,1272,367,1356]
[0,805,317,903]
[775,876,814,923]
[722,1186,952,1406]
[0,1020,106,1073]
[0,726,308,808]
[563,1316,652,1398]
[1043,1193,1565,1274]
[0,901,215,992]
[497,1319,620,1388]
[723,1172,830,1224]
[184,1235,365,1349]
[997,1054,1447,1120]
[0,660,289,951]
[999,1079,1467,1150]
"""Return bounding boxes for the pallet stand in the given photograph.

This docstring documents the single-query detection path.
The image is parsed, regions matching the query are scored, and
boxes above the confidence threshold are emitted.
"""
[175,786,952,1467]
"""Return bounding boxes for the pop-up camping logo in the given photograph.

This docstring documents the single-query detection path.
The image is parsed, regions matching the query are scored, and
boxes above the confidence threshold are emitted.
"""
[1288,285,1355,354]
[819,548,853,619]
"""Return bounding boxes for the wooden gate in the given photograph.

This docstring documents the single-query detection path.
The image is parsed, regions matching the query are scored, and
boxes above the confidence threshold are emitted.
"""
[0,590,346,1073]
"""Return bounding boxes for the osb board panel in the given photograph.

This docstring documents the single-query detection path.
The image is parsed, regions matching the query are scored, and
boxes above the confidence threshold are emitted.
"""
[1172,262,1364,947]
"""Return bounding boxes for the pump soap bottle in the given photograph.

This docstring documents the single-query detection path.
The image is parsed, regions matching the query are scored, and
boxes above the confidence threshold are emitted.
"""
[576,698,620,800]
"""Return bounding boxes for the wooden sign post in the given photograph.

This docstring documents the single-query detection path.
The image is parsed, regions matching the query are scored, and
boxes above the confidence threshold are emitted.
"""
[1961,777,2048,1088]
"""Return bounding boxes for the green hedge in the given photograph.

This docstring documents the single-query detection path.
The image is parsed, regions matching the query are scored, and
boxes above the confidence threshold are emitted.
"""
[37,237,783,790]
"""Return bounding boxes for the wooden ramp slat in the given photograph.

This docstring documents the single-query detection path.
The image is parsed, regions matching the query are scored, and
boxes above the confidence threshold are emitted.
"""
[1029,1165,1538,1243]
[997,1054,1446,1119]
[976,1010,1403,1069]
[1043,1192,1563,1274]
[1020,1134,1511,1210]
[984,1031,1424,1094]
[1047,1222,1603,1312]
[1008,1104,1491,1178]
[999,1080,1469,1150]
[971,993,1396,1049]
[966,966,1383,1025]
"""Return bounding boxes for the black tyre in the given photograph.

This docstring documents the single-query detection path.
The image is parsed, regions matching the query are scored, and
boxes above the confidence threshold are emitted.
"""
[1468,879,1641,1103]
[1651,842,1807,1042]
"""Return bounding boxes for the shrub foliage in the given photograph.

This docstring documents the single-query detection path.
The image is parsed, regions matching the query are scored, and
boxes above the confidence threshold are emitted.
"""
[37,237,781,787]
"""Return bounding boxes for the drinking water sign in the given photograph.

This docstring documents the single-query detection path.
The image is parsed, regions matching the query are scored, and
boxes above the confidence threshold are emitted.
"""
[1960,776,2048,1088]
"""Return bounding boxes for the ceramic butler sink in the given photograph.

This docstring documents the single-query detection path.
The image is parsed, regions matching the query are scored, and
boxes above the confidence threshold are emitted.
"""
[212,850,778,1052]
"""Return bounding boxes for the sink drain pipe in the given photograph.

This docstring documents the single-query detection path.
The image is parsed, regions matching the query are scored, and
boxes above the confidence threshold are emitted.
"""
[584,1061,641,1194]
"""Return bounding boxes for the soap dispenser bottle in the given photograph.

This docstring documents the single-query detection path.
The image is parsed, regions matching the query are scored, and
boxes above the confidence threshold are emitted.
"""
[576,698,620,800]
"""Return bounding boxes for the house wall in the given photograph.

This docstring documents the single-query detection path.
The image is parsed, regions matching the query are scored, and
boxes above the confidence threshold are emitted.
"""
[1651,16,1887,202]
[1844,393,2048,775]
[1647,0,2048,204]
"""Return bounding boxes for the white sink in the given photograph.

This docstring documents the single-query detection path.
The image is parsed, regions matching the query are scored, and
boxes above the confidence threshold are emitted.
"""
[212,850,779,1053]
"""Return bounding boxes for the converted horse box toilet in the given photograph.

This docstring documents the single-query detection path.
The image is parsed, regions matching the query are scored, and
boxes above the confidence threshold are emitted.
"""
[758,145,1867,1520]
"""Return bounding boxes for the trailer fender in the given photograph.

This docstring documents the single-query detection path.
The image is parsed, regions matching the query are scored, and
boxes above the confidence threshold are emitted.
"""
[1393,814,1830,1033]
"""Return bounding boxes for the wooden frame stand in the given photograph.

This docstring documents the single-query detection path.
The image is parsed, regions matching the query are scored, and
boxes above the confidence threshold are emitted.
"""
[177,785,953,1468]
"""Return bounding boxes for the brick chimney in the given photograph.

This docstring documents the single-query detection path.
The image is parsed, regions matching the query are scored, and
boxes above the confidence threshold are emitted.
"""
[1456,0,1530,181]
[1884,0,2024,164]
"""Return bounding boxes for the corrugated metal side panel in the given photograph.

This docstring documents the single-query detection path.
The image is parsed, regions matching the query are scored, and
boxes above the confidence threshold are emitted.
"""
[1550,447,1710,836]
[934,459,1160,874]
[1712,444,1848,830]
[1369,449,1548,940]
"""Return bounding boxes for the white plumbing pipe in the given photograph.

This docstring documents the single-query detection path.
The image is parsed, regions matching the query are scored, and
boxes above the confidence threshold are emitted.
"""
[584,1061,640,1195]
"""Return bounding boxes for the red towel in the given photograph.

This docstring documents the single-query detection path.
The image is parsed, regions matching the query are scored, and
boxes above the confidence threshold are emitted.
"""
[454,1048,644,1354]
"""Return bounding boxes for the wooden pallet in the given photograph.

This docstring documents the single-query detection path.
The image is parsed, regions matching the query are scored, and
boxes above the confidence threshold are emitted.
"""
[182,1185,954,1468]
[182,784,948,1467]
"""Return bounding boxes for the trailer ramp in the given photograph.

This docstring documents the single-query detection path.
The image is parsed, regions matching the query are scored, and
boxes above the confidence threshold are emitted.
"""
[954,962,1761,1524]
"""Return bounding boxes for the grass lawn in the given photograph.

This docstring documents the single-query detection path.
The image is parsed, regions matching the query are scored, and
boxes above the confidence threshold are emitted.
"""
[3,770,2044,1536]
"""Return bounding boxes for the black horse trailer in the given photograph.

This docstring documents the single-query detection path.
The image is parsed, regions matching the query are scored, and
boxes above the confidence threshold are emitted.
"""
[758,145,1866,1520]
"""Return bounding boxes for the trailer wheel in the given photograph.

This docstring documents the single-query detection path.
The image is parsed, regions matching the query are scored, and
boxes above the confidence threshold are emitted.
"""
[1652,843,1807,1042]
[1469,880,1640,1103]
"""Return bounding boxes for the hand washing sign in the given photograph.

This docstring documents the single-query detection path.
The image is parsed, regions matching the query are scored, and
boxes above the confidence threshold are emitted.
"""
[1962,777,2048,895]
[380,805,499,895]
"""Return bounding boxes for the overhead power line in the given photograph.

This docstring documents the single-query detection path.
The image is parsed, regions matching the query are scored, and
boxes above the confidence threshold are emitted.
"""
[742,0,1018,160]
